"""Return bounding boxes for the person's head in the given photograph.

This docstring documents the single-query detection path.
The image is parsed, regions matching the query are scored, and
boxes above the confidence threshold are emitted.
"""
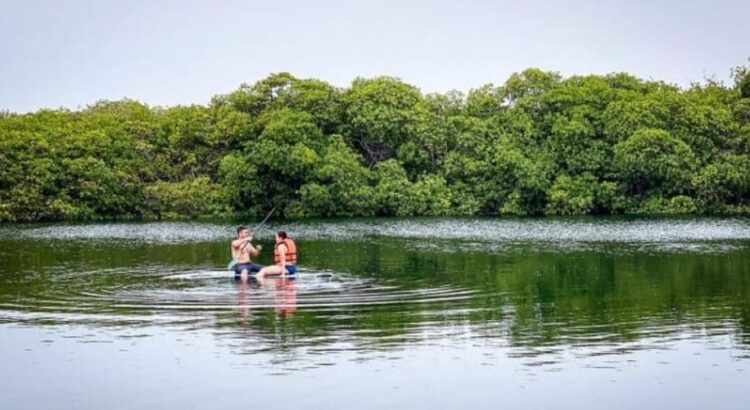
[237,226,250,239]
[276,231,288,243]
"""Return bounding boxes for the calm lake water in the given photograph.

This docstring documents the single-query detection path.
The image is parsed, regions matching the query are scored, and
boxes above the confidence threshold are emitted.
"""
[1,217,749,409]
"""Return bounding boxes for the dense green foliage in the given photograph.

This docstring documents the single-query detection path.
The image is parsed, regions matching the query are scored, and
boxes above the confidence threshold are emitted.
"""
[2,63,750,221]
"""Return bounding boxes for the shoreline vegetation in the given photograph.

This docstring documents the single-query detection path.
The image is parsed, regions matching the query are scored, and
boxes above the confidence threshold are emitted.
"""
[2,63,750,222]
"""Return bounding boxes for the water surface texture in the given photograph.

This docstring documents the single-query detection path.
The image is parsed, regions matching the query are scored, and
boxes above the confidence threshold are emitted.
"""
[1,217,749,409]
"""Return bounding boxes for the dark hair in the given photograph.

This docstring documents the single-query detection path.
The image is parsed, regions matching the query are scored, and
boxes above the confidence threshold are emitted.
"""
[237,226,248,235]
[277,231,288,239]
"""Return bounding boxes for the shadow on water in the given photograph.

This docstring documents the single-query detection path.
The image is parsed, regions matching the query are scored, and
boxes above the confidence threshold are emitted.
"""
[1,217,750,367]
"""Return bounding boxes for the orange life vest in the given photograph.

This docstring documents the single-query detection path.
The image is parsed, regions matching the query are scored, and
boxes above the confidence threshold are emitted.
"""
[273,238,298,264]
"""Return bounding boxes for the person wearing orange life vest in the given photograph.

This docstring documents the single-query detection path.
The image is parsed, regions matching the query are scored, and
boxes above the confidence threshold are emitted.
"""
[257,231,298,279]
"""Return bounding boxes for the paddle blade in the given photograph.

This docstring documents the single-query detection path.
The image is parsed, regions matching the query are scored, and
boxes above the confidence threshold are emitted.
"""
[227,260,236,270]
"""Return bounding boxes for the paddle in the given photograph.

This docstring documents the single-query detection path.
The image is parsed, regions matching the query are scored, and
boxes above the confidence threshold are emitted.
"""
[227,206,277,270]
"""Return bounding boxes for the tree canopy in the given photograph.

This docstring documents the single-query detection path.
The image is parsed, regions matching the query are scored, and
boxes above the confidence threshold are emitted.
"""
[2,62,750,221]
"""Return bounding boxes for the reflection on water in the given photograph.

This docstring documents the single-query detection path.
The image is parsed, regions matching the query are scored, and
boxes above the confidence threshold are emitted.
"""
[1,217,749,408]
[234,277,297,322]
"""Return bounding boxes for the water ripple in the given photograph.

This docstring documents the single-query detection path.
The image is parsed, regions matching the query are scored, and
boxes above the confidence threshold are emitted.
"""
[0,268,479,326]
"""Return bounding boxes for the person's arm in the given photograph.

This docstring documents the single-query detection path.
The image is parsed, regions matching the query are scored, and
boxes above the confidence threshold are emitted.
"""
[278,244,287,276]
[231,238,248,249]
[231,239,244,260]
[246,243,262,257]
[231,237,252,260]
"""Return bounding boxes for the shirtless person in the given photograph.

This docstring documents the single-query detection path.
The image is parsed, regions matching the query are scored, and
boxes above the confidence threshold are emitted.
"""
[231,226,263,281]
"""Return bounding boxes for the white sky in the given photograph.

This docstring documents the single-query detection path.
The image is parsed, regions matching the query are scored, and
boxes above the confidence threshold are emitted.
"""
[1,0,749,113]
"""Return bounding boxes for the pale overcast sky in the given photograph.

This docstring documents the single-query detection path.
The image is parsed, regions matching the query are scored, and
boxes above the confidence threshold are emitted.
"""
[1,0,749,113]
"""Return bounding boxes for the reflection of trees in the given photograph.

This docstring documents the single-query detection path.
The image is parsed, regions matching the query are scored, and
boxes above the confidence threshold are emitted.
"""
[0,239,228,319]
[298,238,750,352]
[3,233,750,360]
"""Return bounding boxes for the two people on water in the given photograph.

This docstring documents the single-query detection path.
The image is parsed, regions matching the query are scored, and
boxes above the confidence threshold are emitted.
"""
[232,227,298,280]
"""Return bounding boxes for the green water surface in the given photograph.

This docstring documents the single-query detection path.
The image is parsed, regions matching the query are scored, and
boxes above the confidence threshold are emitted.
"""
[1,217,749,409]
